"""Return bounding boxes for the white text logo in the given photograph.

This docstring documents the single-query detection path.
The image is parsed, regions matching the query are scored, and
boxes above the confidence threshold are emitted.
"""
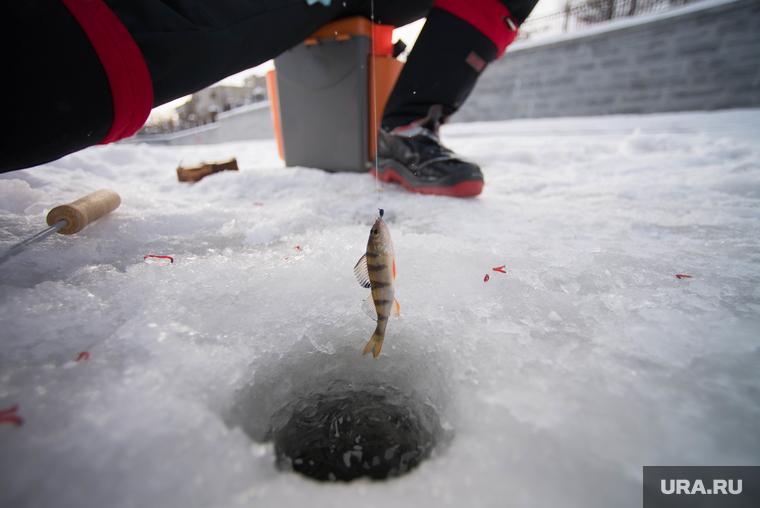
[660,479,742,495]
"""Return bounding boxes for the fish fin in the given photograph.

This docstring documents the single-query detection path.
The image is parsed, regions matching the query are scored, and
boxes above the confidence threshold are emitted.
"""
[392,259,396,279]
[363,333,384,358]
[353,254,371,289]
[393,299,400,318]
[361,295,378,321]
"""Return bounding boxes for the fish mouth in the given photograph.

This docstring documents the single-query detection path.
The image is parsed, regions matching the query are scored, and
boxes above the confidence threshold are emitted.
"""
[224,340,453,482]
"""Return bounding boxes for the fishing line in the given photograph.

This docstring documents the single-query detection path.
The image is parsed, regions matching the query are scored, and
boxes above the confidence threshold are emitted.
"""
[370,0,380,212]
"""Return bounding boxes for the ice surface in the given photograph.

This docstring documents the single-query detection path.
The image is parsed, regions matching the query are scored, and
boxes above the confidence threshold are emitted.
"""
[1,110,759,507]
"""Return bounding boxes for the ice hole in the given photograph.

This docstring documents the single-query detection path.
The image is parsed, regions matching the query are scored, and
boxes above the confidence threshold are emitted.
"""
[270,389,442,481]
[225,340,452,482]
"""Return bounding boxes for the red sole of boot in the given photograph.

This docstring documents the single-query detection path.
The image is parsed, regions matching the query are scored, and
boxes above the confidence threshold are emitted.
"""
[371,168,484,197]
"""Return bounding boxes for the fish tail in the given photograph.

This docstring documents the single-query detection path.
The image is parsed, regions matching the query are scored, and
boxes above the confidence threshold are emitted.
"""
[363,332,385,358]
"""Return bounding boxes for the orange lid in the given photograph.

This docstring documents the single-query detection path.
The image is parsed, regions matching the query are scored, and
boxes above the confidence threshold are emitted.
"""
[308,16,395,56]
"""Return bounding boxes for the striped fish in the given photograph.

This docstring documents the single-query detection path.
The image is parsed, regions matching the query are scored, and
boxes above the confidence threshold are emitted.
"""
[354,210,399,358]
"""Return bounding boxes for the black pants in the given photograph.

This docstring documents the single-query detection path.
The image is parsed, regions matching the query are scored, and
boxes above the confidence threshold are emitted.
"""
[1,0,537,173]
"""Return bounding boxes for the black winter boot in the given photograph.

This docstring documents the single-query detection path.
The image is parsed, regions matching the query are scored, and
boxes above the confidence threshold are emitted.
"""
[374,7,511,196]
[373,105,484,197]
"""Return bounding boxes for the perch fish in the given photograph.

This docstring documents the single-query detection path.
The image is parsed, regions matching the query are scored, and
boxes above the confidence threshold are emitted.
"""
[354,210,399,358]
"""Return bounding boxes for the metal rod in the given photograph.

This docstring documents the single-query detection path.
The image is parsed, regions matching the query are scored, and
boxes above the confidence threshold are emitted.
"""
[0,220,68,267]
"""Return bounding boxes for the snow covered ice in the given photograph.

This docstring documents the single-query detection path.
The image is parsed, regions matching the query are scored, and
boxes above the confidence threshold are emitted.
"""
[1,109,759,507]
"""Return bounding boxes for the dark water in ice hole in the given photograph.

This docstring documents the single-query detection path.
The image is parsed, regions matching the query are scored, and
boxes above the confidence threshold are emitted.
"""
[270,390,445,482]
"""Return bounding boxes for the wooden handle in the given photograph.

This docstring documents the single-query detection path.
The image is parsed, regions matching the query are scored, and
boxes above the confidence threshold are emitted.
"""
[46,189,121,235]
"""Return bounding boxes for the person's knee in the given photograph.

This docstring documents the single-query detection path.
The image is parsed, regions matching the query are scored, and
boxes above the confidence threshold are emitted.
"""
[1,0,115,172]
[431,0,525,56]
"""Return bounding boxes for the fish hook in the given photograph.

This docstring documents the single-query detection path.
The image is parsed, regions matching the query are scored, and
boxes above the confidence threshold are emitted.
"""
[378,208,384,218]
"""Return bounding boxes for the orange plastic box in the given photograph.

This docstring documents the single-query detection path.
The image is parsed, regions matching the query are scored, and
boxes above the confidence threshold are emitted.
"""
[267,16,403,172]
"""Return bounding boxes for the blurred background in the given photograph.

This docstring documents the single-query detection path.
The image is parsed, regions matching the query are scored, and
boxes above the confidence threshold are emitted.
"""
[130,0,758,144]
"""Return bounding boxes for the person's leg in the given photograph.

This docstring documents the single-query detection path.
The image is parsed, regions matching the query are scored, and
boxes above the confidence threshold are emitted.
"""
[1,0,445,174]
[3,0,432,174]
[376,0,539,197]
[108,0,332,107]
[383,0,536,127]
[1,1,114,173]
[107,0,434,108]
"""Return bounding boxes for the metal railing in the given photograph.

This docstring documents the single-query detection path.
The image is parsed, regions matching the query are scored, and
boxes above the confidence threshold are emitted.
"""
[517,0,702,42]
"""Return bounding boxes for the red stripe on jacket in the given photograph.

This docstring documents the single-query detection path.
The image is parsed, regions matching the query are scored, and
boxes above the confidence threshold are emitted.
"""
[433,0,518,57]
[60,0,153,144]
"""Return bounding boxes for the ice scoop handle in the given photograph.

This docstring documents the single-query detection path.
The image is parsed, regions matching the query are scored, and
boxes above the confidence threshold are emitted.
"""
[46,189,121,235]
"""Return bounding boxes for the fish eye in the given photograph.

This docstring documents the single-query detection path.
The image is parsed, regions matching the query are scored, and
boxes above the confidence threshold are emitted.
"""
[372,227,379,236]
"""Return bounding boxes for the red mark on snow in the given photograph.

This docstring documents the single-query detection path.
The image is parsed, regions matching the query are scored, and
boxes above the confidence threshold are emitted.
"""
[484,274,490,282]
[676,274,693,279]
[76,351,90,361]
[253,202,264,206]
[286,246,304,260]
[0,405,23,426]
[144,255,174,263]
[493,265,506,273]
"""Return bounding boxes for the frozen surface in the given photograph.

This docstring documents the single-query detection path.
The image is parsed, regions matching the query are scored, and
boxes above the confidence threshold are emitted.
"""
[1,110,759,507]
